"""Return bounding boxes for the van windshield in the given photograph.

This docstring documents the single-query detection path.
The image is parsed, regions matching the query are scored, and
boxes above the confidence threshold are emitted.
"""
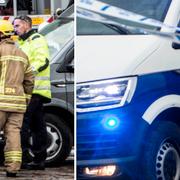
[40,18,74,60]
[77,0,171,35]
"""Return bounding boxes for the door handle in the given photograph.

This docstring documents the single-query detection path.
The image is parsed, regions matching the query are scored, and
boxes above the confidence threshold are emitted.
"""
[51,81,66,87]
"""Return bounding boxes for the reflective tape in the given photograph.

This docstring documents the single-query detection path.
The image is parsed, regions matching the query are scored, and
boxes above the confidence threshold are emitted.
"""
[26,66,33,73]
[35,76,50,80]
[0,55,28,64]
[34,86,51,90]
[77,0,180,34]
[5,151,22,162]
[0,102,26,109]
[0,94,25,101]
[26,94,32,100]
[5,151,22,155]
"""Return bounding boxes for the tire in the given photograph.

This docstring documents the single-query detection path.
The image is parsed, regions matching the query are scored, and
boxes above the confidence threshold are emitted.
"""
[44,113,73,165]
[141,121,180,180]
[0,140,4,165]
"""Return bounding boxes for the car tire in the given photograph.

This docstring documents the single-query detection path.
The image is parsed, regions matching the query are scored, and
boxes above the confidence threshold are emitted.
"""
[0,143,4,165]
[44,113,73,165]
[140,121,180,180]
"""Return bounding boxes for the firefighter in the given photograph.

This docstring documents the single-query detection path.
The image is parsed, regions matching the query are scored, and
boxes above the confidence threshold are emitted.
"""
[13,15,51,170]
[0,20,34,177]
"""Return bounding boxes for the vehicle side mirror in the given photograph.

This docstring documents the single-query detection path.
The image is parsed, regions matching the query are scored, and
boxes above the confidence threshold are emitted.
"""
[172,42,180,49]
[66,61,74,72]
[172,36,180,49]
[56,48,74,73]
[56,8,63,18]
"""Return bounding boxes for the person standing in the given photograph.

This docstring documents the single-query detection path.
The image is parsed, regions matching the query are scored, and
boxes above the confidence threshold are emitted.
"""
[13,15,51,170]
[0,20,34,177]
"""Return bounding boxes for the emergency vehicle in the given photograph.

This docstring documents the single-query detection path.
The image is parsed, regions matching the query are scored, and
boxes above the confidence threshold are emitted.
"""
[0,0,71,28]
[77,0,180,179]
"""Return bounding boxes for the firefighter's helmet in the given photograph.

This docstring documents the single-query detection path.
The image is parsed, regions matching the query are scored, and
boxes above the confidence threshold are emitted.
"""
[0,20,14,36]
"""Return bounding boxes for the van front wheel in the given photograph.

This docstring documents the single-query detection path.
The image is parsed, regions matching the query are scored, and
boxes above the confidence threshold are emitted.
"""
[45,113,73,165]
[28,113,73,165]
[141,121,180,180]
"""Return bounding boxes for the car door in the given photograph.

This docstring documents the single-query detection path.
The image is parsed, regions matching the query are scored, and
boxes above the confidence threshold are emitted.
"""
[55,44,74,112]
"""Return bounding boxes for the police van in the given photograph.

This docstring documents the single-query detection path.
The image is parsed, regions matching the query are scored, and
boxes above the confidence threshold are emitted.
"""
[77,0,180,179]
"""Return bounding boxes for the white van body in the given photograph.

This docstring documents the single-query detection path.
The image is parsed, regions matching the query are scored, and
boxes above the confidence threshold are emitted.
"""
[77,0,180,179]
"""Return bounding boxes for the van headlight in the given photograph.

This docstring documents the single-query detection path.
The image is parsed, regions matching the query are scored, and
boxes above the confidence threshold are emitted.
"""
[77,77,137,112]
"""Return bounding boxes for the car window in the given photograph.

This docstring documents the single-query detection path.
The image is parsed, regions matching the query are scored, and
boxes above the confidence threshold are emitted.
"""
[40,18,74,60]
[77,18,120,35]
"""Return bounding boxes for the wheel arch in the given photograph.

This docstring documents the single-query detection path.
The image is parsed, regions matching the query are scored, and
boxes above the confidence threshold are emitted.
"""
[138,106,180,164]
[142,95,180,124]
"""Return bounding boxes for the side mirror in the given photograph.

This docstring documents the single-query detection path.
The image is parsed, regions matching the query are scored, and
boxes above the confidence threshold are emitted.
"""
[172,42,180,49]
[172,36,180,49]
[56,8,63,17]
[66,62,74,72]
[56,48,74,73]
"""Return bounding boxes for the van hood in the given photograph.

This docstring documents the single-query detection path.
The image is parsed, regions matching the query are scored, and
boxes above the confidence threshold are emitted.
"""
[76,35,162,83]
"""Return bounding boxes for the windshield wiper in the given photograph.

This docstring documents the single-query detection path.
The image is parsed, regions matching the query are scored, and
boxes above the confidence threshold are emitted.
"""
[77,8,131,34]
[104,23,131,34]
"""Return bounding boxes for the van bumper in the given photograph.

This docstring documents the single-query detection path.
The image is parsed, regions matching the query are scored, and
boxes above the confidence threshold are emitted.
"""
[77,156,136,179]
[77,107,149,178]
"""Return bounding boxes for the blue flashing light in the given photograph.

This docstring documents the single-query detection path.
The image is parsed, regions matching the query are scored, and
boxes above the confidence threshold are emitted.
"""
[103,116,120,130]
[108,119,116,127]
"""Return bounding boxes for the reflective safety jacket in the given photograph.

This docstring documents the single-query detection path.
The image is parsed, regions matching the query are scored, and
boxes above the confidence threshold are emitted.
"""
[18,30,51,100]
[0,38,34,113]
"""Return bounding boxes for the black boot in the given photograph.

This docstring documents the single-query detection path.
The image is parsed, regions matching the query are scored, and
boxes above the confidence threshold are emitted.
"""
[6,172,17,177]
[21,149,33,169]
[26,161,45,170]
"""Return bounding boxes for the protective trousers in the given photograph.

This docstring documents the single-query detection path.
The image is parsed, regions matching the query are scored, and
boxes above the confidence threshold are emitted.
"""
[0,111,23,173]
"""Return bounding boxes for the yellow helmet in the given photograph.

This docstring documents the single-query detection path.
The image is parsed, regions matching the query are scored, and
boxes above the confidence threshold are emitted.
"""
[0,20,14,36]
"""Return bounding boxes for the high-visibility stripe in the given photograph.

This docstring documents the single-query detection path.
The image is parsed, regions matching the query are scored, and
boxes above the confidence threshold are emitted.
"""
[5,151,22,162]
[26,66,33,73]
[35,76,50,80]
[0,56,28,64]
[0,57,27,64]
[0,61,5,93]
[0,94,25,99]
[0,106,26,111]
[26,94,31,100]
[34,86,51,90]
[5,155,21,158]
[0,102,26,107]
[2,61,7,94]
[5,151,22,155]
[1,55,27,62]
[5,154,22,157]
[0,95,26,101]
[0,102,26,109]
